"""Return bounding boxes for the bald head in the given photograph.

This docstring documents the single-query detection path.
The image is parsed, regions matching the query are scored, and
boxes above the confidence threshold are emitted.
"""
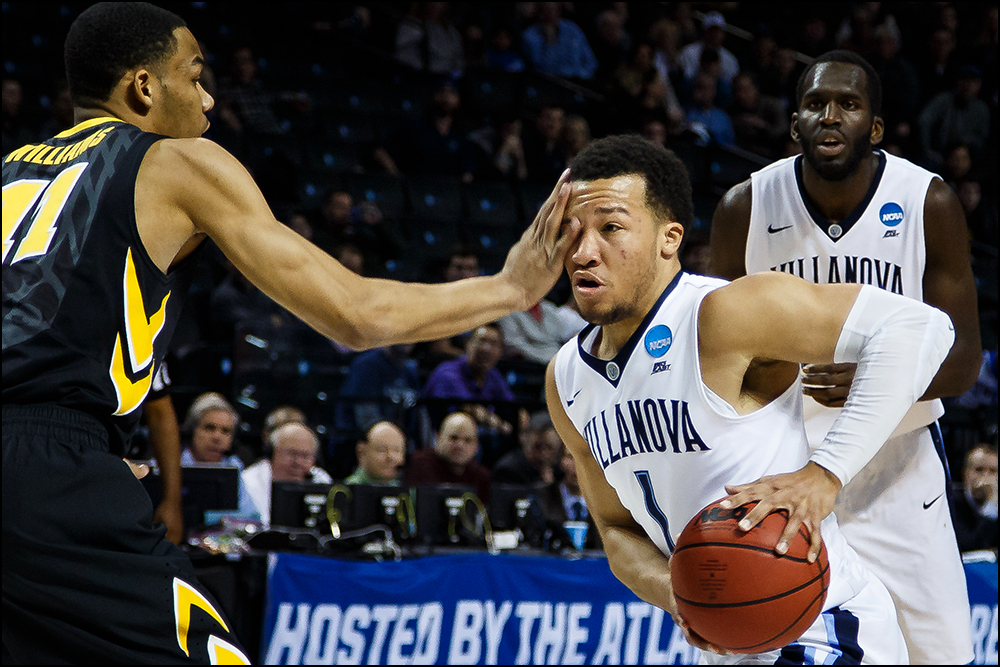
[435,412,479,472]
[270,422,320,482]
[357,421,406,482]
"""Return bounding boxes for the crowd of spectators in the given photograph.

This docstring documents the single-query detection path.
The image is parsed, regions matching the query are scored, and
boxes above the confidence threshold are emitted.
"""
[2,1,996,551]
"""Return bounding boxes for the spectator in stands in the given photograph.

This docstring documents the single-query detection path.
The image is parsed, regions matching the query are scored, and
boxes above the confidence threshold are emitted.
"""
[918,65,990,168]
[537,443,602,549]
[561,114,591,164]
[521,2,597,80]
[1,78,33,155]
[469,112,528,181]
[395,2,465,75]
[497,298,585,365]
[216,46,284,137]
[523,105,567,184]
[379,78,474,181]
[640,117,668,147]
[951,439,999,553]
[485,26,526,72]
[423,323,514,404]
[422,323,515,439]
[757,46,801,112]
[681,231,712,276]
[406,411,491,501]
[615,42,685,132]
[181,392,259,520]
[261,405,307,451]
[345,421,407,485]
[729,72,786,158]
[942,143,973,188]
[797,13,834,57]
[650,18,683,92]
[424,246,482,359]
[333,242,366,276]
[338,343,420,435]
[312,189,394,269]
[677,12,739,86]
[493,410,561,485]
[918,28,959,104]
[871,21,920,148]
[38,80,75,139]
[243,422,332,527]
[285,211,314,242]
[685,72,735,146]
[591,8,632,84]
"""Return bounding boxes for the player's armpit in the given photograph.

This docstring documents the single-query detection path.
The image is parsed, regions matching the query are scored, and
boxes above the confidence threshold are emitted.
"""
[920,178,982,399]
[707,179,752,280]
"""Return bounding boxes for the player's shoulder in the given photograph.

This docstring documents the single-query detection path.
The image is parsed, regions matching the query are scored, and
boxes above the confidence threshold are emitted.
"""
[882,150,937,181]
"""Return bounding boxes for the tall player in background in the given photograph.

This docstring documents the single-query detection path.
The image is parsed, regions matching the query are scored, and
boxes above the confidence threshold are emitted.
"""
[710,50,981,664]
[544,134,949,663]
[1,3,578,663]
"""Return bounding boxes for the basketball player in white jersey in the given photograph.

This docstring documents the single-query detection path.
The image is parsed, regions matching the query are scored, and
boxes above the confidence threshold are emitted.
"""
[543,134,960,663]
[710,51,980,664]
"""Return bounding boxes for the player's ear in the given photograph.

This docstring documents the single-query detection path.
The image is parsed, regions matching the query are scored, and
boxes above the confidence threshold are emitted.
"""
[790,113,801,143]
[127,68,156,115]
[870,116,884,146]
[660,220,684,259]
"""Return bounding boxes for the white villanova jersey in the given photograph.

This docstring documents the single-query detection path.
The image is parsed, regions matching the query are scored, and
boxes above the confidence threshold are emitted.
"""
[553,272,869,611]
[746,150,942,439]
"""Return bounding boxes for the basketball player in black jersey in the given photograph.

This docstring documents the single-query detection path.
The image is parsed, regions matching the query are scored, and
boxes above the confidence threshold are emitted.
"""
[1,4,578,662]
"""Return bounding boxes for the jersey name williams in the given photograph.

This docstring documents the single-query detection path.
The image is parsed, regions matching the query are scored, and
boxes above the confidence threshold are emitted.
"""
[769,254,905,295]
[581,398,709,471]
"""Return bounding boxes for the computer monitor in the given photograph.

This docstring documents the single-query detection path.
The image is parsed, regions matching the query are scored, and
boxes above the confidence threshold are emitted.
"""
[270,481,334,531]
[141,464,240,531]
[489,483,546,548]
[414,484,479,546]
[341,484,416,541]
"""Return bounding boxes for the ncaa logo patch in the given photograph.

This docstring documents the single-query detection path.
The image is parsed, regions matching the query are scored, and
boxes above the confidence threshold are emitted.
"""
[879,202,904,227]
[645,325,673,358]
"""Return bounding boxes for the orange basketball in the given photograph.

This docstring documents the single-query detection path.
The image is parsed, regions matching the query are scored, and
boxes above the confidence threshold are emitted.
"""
[670,499,830,654]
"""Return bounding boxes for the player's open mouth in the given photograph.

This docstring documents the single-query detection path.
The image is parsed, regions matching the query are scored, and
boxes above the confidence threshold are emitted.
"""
[816,136,845,156]
[574,273,605,295]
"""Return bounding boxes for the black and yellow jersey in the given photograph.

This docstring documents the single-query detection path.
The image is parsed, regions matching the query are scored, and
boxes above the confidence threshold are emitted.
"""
[2,118,199,455]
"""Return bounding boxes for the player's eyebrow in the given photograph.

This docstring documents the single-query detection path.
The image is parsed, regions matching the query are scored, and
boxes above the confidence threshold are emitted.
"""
[595,205,629,215]
[190,55,206,70]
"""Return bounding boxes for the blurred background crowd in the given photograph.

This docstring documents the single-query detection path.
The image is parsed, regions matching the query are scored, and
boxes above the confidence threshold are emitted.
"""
[3,1,996,551]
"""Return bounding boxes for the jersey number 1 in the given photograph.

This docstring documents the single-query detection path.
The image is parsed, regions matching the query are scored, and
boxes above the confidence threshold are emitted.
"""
[634,470,676,552]
[2,162,88,264]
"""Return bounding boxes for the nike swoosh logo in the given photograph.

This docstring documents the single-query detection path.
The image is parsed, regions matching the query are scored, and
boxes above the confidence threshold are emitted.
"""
[767,224,793,234]
[567,390,582,406]
[923,493,944,509]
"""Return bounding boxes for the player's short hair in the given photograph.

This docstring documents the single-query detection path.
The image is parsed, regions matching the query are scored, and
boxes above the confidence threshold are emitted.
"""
[569,134,694,228]
[795,50,882,117]
[64,2,187,104]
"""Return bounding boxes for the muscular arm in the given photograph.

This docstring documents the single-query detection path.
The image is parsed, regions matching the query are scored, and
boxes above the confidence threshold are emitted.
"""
[920,178,981,399]
[707,179,752,280]
[144,394,183,544]
[702,273,954,557]
[544,361,675,610]
[138,139,578,351]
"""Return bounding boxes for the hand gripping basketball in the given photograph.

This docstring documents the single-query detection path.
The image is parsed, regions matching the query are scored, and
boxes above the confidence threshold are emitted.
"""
[670,499,830,654]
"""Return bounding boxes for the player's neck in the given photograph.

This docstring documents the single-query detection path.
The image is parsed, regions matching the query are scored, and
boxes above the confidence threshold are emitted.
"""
[800,151,881,223]
[594,263,681,360]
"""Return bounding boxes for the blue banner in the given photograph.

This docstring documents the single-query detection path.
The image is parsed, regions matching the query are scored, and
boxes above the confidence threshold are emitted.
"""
[261,553,999,665]
[262,552,699,665]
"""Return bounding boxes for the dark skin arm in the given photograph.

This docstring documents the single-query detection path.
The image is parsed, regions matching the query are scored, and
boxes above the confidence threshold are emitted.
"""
[708,178,981,406]
[144,394,184,544]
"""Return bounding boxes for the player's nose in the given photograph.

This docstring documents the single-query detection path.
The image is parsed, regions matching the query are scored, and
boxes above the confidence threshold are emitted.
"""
[571,228,601,265]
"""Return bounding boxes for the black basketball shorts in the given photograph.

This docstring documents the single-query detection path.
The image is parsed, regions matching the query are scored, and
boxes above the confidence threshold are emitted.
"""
[2,404,250,664]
